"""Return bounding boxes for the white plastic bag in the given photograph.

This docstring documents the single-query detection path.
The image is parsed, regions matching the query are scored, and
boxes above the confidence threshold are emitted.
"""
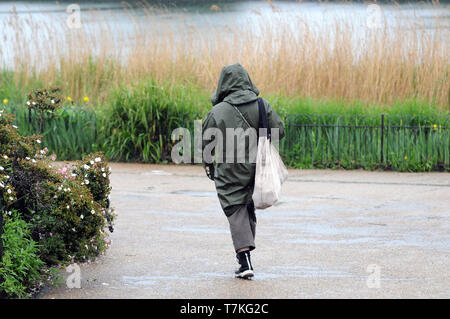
[252,136,288,209]
[231,98,288,209]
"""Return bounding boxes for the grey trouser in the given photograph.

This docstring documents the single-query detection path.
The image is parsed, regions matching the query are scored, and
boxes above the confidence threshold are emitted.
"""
[227,203,256,252]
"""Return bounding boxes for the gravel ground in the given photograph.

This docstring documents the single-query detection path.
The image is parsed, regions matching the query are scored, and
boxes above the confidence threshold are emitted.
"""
[39,164,450,298]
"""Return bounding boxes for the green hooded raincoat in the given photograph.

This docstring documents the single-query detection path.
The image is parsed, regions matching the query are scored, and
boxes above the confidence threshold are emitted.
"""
[202,63,285,217]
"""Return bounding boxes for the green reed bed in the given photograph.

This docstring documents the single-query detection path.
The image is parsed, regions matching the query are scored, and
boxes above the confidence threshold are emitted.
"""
[4,79,208,162]
[2,80,449,172]
[276,97,449,171]
[101,80,208,162]
[6,105,102,160]
[281,113,449,171]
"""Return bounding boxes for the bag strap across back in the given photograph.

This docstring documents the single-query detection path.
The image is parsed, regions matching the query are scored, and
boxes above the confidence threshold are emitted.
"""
[257,98,271,140]
[228,98,271,140]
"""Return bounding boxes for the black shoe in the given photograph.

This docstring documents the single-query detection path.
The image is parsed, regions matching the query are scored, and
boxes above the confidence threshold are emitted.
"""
[235,251,254,279]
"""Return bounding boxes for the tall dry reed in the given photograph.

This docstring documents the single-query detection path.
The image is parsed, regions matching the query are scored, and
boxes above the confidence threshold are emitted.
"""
[1,2,448,108]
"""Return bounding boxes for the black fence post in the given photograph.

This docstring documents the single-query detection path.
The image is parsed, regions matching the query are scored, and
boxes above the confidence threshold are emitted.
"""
[380,114,385,164]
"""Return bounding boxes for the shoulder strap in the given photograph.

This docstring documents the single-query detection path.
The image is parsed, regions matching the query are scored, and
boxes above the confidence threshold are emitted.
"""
[227,102,252,129]
[226,99,270,140]
[257,98,271,140]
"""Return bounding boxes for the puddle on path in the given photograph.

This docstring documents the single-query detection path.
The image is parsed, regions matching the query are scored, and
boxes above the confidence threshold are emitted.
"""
[384,237,450,252]
[164,226,229,234]
[143,170,173,176]
[122,266,419,287]
[257,210,318,218]
[141,210,204,217]
[122,275,199,287]
[270,222,378,237]
[121,194,153,201]
[281,237,381,245]
[259,265,355,279]
[278,230,450,251]
[288,178,450,188]
[199,265,355,280]
[367,203,432,213]
[122,266,355,285]
[352,215,449,222]
[171,190,216,197]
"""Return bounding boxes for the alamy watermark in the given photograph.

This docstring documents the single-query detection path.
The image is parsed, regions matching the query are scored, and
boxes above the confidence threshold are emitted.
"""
[366,4,382,30]
[66,263,81,289]
[366,264,381,289]
[170,121,279,164]
[66,4,82,29]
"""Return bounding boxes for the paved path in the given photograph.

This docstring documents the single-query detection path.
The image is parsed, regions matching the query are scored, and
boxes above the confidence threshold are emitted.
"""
[40,164,450,298]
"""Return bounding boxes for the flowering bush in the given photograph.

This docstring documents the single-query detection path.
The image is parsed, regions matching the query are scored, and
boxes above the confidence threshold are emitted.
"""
[26,87,64,134]
[0,108,115,297]
[26,87,63,113]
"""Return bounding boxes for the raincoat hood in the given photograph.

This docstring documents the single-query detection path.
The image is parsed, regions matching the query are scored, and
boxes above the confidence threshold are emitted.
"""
[211,63,259,106]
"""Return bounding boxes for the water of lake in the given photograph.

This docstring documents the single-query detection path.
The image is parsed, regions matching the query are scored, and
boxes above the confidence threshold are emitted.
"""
[0,0,449,66]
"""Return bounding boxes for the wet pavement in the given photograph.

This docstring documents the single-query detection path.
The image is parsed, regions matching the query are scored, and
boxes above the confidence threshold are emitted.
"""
[40,164,450,298]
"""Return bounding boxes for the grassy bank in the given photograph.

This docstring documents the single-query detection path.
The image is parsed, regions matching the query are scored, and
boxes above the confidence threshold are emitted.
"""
[3,79,448,172]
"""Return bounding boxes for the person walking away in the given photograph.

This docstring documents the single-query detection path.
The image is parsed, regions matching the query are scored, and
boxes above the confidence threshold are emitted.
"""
[202,63,285,279]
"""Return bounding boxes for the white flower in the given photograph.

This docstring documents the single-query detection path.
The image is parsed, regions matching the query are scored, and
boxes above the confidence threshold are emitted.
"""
[26,101,31,105]
[12,125,18,129]
[90,160,94,165]
[83,164,90,170]
[26,157,30,160]
[7,189,12,194]
[9,197,13,201]
[3,155,8,159]
[80,215,84,219]
[67,205,70,209]
[91,210,95,215]
[0,166,4,171]
[32,101,36,105]
[101,168,105,172]
[84,180,89,185]
[40,150,45,154]
[31,159,37,163]
[51,99,55,104]
[102,173,107,178]
[94,157,101,162]
[36,139,41,144]
[0,182,4,188]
